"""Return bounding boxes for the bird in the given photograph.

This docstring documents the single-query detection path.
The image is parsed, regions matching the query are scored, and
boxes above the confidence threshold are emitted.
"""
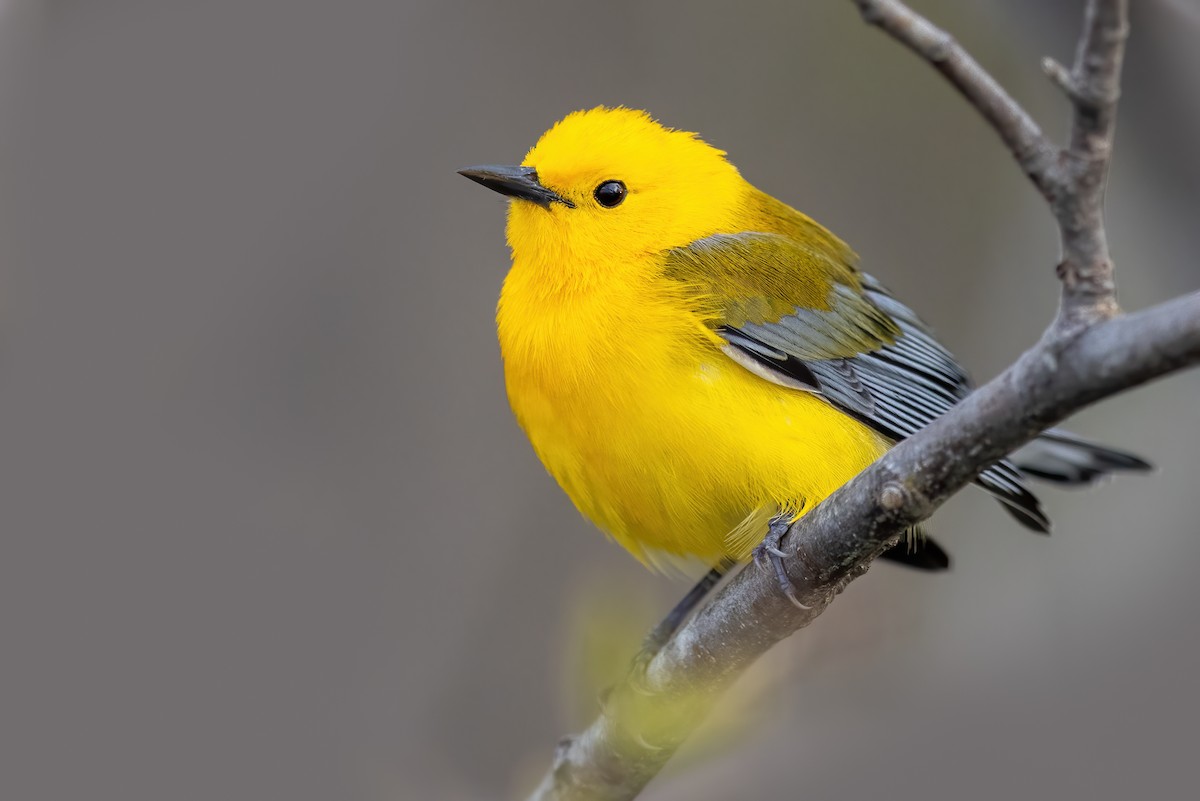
[459,106,1149,609]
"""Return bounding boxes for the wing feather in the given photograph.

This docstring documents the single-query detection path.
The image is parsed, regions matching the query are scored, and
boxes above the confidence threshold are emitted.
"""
[663,232,1051,532]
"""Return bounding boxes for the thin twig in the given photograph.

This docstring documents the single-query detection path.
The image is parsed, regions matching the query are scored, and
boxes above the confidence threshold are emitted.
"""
[526,3,1188,800]
[1054,0,1128,324]
[852,0,1128,325]
[849,0,1061,200]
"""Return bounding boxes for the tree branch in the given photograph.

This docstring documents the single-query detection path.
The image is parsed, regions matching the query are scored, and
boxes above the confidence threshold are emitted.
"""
[526,2,1189,800]
[851,0,1129,325]
[849,0,1060,202]
[1053,0,1128,324]
[529,292,1200,801]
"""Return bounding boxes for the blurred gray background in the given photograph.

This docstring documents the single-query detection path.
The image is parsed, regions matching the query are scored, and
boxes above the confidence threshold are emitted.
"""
[1,1,1197,799]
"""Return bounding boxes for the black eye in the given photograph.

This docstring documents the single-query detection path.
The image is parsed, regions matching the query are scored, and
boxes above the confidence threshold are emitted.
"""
[593,180,627,208]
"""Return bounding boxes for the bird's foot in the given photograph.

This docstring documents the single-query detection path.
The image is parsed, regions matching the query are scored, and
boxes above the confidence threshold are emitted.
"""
[752,516,810,609]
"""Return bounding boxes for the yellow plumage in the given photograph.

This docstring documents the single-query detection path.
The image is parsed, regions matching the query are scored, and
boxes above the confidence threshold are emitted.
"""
[495,108,888,568]
[461,106,1148,573]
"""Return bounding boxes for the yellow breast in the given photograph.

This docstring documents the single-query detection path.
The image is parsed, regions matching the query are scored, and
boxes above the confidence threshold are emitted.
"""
[497,255,889,570]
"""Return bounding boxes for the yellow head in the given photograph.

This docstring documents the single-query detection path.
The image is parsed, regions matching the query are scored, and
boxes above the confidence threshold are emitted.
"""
[462,108,747,272]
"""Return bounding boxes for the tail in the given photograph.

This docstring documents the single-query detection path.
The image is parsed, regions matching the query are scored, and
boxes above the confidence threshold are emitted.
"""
[879,525,951,570]
[882,430,1149,570]
[976,429,1151,534]
[1010,428,1153,484]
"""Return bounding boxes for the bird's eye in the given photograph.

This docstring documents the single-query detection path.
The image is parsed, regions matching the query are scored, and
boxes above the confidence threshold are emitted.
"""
[593,180,627,208]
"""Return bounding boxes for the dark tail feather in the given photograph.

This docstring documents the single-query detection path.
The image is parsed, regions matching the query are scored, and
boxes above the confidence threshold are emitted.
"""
[973,429,1149,534]
[1012,428,1152,485]
[976,459,1052,533]
[885,432,1148,570]
[878,527,950,570]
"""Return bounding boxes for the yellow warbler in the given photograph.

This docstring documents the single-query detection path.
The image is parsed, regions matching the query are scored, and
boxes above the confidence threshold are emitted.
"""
[460,107,1148,594]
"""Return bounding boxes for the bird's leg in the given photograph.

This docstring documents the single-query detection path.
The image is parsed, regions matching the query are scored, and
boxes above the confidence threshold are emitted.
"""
[619,561,732,694]
[606,567,731,750]
[753,515,811,609]
[643,561,731,654]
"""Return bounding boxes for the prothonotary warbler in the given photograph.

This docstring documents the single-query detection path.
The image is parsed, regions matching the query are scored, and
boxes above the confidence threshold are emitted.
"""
[460,107,1149,605]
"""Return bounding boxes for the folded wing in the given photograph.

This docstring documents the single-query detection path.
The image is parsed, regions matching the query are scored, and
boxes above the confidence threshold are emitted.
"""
[664,231,1051,538]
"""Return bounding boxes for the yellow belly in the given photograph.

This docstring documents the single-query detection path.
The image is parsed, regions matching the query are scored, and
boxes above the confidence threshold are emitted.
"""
[500,289,889,570]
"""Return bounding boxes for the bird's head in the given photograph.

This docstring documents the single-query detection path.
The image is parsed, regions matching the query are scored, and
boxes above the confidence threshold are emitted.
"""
[461,107,746,267]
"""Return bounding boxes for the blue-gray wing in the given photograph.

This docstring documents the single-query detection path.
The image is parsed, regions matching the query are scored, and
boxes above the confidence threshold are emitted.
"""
[721,274,1050,532]
[661,231,1050,533]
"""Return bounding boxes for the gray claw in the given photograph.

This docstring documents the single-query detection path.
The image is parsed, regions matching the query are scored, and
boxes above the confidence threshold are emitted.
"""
[783,585,811,610]
[756,515,811,609]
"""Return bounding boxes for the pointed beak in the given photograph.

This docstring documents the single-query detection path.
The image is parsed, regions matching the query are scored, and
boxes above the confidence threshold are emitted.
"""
[458,165,575,209]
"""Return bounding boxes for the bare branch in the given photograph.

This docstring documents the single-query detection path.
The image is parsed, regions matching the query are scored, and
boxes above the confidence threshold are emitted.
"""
[851,0,1129,324]
[529,292,1200,801]
[1041,57,1081,101]
[1054,0,1129,325]
[526,3,1189,800]
[848,0,1061,203]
